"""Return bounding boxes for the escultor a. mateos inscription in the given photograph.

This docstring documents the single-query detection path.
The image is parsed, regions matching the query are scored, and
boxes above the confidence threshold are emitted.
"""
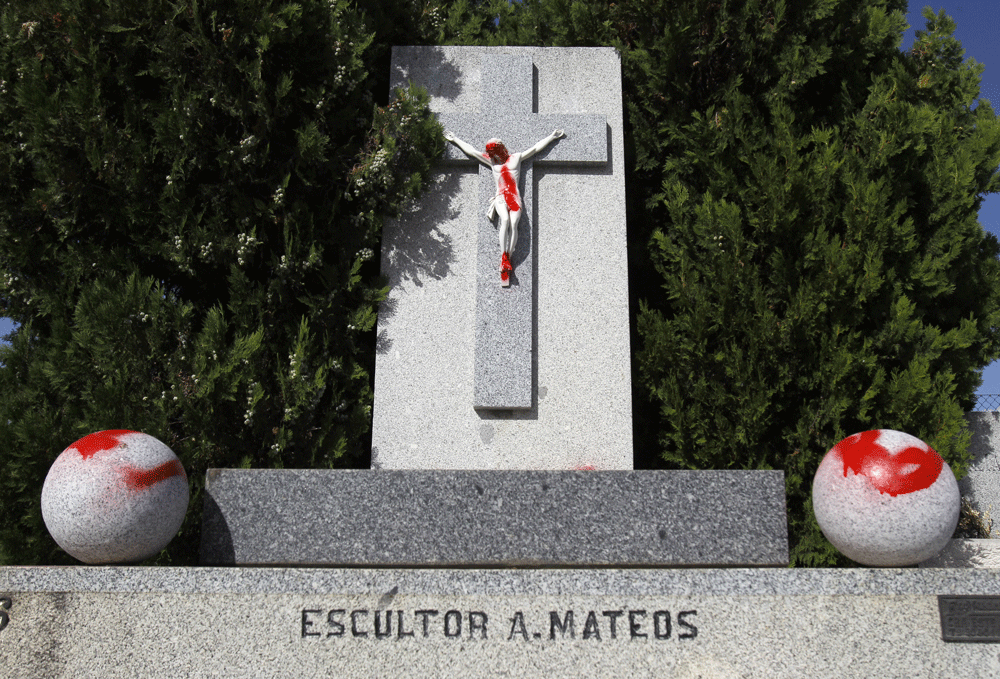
[301,606,698,642]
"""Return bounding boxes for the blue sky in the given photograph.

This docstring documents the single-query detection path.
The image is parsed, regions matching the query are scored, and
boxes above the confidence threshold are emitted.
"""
[2,2,999,394]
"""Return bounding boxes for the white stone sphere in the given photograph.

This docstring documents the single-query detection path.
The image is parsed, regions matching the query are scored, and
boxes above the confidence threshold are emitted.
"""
[812,429,959,566]
[41,430,189,564]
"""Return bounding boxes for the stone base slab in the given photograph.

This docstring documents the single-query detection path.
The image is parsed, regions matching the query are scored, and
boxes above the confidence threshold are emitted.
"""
[199,469,788,567]
[3,567,1000,678]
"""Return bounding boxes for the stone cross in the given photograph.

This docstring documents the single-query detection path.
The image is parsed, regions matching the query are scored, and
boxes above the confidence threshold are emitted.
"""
[373,47,632,469]
[438,55,607,410]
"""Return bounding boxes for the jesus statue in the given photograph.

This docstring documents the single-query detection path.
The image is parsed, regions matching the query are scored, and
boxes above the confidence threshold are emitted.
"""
[444,130,565,286]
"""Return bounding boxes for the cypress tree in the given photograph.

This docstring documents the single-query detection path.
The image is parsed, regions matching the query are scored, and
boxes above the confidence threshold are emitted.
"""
[635,4,1000,566]
[0,0,445,564]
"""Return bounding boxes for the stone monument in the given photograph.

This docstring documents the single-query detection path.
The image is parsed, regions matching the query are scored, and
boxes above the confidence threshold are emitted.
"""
[372,47,632,468]
[2,47,1000,678]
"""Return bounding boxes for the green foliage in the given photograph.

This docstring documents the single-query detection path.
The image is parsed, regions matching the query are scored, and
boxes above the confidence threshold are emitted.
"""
[485,1,1000,566]
[0,0,444,564]
[637,4,1000,566]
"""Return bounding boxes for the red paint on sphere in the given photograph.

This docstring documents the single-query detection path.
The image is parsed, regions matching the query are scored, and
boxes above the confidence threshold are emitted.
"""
[499,165,520,212]
[835,430,943,497]
[72,430,138,460]
[122,460,187,492]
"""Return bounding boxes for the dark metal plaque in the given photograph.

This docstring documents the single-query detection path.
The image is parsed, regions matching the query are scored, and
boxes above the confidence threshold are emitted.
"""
[939,596,1000,642]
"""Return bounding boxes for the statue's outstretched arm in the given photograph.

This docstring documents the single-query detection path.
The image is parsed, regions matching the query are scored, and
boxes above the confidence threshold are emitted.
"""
[520,130,565,161]
[445,132,492,167]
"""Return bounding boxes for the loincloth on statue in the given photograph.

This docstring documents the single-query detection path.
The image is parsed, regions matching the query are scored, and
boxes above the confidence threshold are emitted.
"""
[485,191,522,220]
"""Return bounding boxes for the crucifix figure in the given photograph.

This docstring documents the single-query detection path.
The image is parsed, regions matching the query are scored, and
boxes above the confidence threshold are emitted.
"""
[444,130,565,286]
[437,54,607,410]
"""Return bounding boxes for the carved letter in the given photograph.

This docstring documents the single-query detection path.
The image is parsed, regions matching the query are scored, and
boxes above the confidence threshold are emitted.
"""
[415,610,439,637]
[469,611,488,639]
[582,611,601,640]
[374,610,393,639]
[0,597,9,633]
[351,609,369,637]
[653,611,671,639]
[678,610,698,639]
[550,611,575,639]
[397,610,415,638]
[301,609,321,638]
[508,612,529,641]
[602,610,623,639]
[629,610,648,639]
[327,609,345,637]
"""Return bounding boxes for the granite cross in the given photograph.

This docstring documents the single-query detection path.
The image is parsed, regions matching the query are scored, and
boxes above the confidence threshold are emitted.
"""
[438,54,607,410]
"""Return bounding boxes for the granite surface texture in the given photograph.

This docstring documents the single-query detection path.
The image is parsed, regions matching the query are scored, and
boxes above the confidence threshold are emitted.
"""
[372,46,631,468]
[919,538,1000,567]
[199,469,789,567]
[4,566,1000,678]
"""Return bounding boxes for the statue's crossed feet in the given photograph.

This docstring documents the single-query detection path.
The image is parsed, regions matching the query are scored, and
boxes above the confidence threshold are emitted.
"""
[501,251,513,287]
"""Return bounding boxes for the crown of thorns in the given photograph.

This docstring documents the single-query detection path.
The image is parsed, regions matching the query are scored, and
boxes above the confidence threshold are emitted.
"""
[485,139,508,155]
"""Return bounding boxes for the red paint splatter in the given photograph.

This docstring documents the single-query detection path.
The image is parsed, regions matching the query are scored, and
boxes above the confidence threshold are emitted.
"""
[575,464,597,471]
[72,430,137,460]
[501,252,513,282]
[835,430,943,497]
[122,460,186,491]
[499,165,520,212]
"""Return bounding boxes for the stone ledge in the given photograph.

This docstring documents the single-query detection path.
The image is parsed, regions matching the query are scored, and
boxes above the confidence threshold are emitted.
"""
[4,566,1000,595]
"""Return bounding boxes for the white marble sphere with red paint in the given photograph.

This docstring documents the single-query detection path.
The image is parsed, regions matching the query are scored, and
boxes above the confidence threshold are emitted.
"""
[41,430,189,564]
[812,429,959,566]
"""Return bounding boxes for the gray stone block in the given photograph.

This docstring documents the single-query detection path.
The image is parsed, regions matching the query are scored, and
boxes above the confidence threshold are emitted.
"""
[199,469,789,567]
[4,566,1000,678]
